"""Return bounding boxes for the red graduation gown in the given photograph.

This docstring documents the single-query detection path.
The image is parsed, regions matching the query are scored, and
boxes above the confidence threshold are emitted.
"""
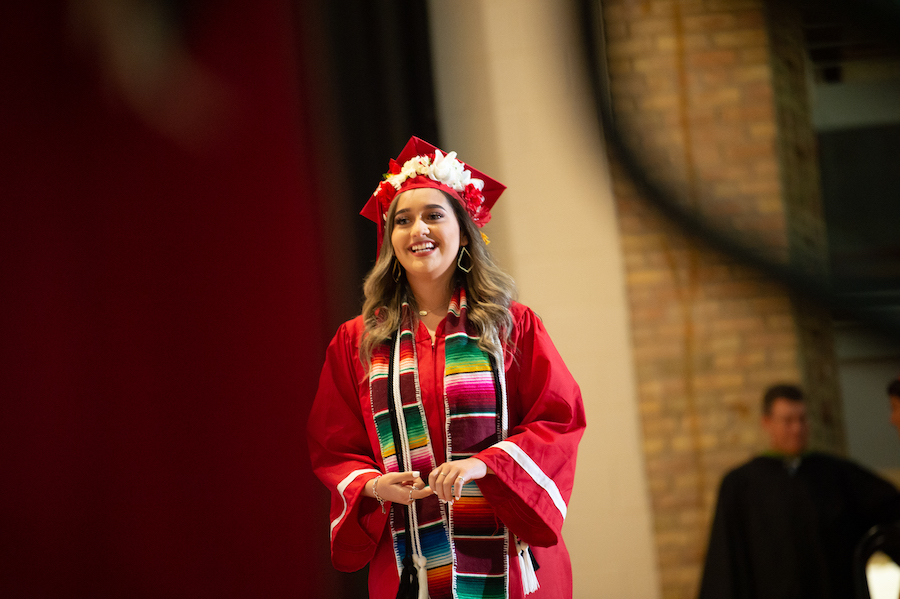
[308,302,586,599]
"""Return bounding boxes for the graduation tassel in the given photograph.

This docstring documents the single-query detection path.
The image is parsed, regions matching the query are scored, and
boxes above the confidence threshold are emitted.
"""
[396,553,419,599]
[413,554,428,599]
[516,539,540,595]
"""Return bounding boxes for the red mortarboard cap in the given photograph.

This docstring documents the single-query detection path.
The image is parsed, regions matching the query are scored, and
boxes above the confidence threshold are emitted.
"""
[360,136,505,255]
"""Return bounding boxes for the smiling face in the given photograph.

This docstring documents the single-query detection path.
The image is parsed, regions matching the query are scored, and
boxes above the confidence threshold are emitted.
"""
[390,187,467,290]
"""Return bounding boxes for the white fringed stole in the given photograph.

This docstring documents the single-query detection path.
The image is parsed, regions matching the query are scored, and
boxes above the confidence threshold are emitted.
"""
[516,538,540,595]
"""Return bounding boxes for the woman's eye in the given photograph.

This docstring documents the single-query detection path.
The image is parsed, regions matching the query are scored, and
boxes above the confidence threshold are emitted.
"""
[427,212,444,220]
[394,216,409,226]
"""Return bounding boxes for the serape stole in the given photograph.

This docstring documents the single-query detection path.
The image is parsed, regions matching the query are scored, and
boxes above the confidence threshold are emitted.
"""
[369,287,508,599]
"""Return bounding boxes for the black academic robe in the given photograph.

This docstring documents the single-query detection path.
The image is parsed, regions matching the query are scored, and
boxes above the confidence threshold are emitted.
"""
[698,453,900,599]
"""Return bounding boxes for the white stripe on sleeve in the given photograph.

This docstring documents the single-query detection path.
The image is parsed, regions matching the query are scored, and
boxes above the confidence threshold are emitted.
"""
[330,468,381,535]
[493,440,567,520]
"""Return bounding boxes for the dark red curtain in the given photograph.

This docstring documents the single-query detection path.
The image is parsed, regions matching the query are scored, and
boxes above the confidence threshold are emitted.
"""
[1,1,335,596]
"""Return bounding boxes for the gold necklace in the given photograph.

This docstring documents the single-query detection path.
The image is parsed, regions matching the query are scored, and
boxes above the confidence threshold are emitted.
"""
[417,302,447,317]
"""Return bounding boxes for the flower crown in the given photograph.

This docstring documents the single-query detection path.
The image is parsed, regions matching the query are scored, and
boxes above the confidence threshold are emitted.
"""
[360,137,506,257]
[372,150,492,228]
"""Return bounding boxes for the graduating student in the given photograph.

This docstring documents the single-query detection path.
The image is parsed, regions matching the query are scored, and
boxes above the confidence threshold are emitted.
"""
[698,384,900,599]
[308,137,586,599]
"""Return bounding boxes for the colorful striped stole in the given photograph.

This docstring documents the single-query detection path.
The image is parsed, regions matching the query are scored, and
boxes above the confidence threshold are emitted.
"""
[369,287,508,599]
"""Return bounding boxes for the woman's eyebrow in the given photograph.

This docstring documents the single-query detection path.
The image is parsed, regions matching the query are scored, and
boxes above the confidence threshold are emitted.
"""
[395,204,446,215]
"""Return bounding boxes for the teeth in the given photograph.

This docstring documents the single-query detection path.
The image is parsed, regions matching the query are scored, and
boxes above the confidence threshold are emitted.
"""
[411,243,435,252]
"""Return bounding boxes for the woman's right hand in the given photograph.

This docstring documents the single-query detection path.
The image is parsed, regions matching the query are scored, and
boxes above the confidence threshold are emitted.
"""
[366,471,434,505]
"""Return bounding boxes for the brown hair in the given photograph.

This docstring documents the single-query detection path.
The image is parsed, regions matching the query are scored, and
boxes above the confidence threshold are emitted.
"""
[762,383,804,415]
[887,378,900,398]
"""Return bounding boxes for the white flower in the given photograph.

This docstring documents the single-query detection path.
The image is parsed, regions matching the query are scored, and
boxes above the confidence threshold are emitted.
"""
[386,173,404,190]
[400,157,420,179]
[415,157,431,175]
[428,149,475,192]
[380,150,480,196]
[430,150,451,181]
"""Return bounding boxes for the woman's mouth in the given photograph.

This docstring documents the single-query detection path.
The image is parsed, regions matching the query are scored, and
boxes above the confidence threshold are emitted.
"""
[410,242,436,254]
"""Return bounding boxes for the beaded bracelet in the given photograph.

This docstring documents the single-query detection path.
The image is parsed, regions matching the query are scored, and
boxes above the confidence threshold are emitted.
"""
[372,475,385,514]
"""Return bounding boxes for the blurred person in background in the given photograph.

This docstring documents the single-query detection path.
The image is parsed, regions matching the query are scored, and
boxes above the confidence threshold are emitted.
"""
[888,377,900,437]
[307,137,586,599]
[699,384,900,599]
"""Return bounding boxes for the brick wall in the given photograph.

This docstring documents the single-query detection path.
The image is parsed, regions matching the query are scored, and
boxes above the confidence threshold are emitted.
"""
[602,1,843,597]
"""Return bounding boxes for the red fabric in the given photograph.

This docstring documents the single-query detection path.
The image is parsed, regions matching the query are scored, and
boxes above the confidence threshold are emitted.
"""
[308,303,586,598]
[1,2,333,596]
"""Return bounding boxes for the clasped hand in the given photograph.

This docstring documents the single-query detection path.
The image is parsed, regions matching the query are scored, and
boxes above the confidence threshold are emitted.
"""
[369,458,488,506]
[427,457,488,503]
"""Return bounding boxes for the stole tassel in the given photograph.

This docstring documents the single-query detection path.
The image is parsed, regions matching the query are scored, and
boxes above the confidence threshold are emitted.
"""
[414,554,428,599]
[396,553,418,599]
[516,539,540,595]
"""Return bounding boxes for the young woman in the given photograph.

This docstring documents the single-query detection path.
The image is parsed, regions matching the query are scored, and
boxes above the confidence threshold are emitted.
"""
[308,137,586,599]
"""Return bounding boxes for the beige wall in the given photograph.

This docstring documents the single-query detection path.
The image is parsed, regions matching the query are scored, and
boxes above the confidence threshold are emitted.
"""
[427,2,661,597]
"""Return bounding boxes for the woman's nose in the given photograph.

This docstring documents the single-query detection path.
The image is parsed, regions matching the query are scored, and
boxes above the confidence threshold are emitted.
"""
[412,218,429,236]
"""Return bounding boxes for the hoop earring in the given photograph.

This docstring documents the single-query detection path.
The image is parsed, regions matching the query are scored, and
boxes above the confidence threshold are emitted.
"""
[457,247,473,273]
[392,258,403,282]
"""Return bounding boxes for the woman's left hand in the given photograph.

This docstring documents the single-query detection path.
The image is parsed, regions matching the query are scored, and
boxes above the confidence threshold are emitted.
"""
[428,458,490,503]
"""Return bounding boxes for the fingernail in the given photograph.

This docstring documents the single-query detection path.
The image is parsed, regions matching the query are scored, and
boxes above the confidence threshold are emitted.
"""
[412,471,420,477]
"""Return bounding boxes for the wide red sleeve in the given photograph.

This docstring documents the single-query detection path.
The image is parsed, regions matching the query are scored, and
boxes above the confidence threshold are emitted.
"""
[475,304,586,547]
[307,320,388,572]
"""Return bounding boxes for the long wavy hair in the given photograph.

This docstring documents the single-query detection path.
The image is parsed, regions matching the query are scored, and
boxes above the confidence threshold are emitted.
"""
[359,191,517,368]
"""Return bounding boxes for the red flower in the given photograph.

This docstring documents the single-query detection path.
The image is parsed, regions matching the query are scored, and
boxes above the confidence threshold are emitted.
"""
[462,184,491,227]
[376,180,396,214]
